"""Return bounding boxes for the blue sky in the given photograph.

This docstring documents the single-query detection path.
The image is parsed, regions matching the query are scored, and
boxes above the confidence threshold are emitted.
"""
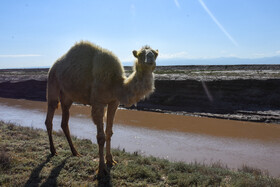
[0,0,280,68]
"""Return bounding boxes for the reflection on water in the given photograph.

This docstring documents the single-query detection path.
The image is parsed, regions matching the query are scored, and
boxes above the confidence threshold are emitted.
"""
[0,97,280,177]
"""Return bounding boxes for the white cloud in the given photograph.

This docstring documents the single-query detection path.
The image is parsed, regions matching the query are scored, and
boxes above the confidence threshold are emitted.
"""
[198,0,238,47]
[130,4,136,17]
[0,54,41,58]
[250,51,280,58]
[174,0,180,9]
[120,56,134,63]
[159,51,189,59]
[253,53,266,57]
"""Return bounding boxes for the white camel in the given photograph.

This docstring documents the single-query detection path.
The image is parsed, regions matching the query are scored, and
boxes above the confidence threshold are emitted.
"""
[45,41,158,177]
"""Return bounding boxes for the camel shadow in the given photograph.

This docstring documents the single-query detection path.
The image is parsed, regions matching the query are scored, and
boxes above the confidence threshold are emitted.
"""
[96,166,113,187]
[24,155,52,187]
[40,157,68,187]
[24,155,68,187]
[24,154,113,186]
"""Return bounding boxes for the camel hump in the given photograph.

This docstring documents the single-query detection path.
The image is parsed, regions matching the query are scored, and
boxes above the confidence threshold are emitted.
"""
[48,41,126,104]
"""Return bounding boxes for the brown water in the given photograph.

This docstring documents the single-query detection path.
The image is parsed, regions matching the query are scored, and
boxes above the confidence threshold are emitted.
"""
[1,97,280,177]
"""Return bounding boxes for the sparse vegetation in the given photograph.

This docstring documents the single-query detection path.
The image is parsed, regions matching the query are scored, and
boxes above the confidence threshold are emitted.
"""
[154,70,186,74]
[0,121,280,186]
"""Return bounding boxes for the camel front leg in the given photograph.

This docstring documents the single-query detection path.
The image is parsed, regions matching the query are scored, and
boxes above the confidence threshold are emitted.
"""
[91,103,107,178]
[60,98,80,156]
[105,101,119,167]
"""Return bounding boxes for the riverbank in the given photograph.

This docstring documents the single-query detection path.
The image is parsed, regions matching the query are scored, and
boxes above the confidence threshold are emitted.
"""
[1,121,279,186]
[1,65,280,123]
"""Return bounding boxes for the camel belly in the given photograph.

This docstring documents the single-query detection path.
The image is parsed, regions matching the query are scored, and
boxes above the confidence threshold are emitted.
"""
[66,91,91,105]
[61,83,117,105]
[59,81,91,105]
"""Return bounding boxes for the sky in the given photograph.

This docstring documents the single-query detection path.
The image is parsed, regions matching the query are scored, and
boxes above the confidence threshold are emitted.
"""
[0,0,280,68]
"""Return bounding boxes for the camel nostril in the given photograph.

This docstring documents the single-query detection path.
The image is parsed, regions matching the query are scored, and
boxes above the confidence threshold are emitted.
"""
[145,54,155,64]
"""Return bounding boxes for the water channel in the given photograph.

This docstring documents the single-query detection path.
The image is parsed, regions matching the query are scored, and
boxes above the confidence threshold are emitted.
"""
[0,97,280,177]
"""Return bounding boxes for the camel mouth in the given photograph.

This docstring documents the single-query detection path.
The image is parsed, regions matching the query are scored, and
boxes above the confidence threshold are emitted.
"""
[144,50,156,64]
[143,58,156,66]
[146,61,156,66]
[144,58,156,66]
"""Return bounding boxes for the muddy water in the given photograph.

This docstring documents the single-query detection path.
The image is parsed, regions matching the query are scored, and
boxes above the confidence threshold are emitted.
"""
[1,97,280,177]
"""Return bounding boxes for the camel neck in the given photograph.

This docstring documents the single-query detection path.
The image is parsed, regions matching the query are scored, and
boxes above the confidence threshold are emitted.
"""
[118,69,154,107]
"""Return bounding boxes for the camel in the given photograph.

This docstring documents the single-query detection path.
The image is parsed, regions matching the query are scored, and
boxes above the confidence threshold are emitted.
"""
[45,41,158,177]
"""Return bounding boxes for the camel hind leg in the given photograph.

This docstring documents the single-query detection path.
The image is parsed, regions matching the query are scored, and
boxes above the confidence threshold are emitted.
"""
[45,78,60,156]
[60,92,80,156]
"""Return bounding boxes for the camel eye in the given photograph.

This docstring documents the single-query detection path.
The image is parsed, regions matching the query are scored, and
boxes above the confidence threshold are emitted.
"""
[139,51,146,61]
[140,51,145,56]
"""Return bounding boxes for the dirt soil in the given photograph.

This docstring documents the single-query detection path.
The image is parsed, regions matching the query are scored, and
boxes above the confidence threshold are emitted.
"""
[1,65,280,124]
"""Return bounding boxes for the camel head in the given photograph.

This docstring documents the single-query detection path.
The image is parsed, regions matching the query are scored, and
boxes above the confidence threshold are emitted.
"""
[133,45,158,72]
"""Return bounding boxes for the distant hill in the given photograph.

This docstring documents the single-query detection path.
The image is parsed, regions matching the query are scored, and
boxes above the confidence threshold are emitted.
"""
[155,56,280,66]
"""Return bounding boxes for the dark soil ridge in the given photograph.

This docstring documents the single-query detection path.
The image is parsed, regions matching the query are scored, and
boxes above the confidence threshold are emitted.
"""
[1,78,280,124]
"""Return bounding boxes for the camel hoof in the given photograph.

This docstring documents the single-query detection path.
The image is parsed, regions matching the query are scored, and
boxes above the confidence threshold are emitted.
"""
[106,160,117,168]
[95,168,109,180]
[73,152,81,157]
[51,151,57,157]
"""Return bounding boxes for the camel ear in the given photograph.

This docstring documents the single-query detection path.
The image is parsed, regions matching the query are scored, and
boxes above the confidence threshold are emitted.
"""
[133,50,138,58]
[153,49,159,58]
